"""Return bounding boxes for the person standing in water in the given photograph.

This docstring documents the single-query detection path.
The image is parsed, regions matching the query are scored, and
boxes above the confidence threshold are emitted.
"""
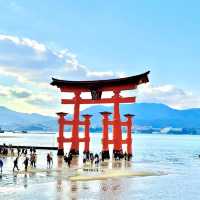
[67,156,71,168]
[47,153,53,168]
[0,159,3,173]
[23,157,29,172]
[13,157,19,172]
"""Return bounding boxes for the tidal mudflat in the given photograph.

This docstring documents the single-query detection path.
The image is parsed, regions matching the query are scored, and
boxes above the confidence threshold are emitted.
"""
[0,133,200,200]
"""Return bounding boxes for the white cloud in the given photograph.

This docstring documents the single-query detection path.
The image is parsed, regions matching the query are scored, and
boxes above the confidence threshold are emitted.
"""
[0,83,59,115]
[0,35,46,53]
[0,34,198,115]
[136,83,200,109]
[0,34,121,115]
[0,34,117,85]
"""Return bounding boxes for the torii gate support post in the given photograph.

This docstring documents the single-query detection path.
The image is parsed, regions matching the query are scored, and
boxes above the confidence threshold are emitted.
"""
[70,91,81,155]
[113,90,123,155]
[124,114,134,158]
[82,114,92,153]
[57,112,67,156]
[100,112,112,159]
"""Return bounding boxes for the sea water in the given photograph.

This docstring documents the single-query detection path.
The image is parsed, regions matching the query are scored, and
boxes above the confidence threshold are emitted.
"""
[0,133,200,200]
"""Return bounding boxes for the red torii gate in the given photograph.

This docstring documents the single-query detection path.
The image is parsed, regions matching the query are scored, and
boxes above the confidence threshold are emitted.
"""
[51,71,150,157]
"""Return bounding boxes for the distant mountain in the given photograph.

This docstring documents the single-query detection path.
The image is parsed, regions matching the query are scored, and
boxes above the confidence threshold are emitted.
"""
[0,103,200,131]
[81,103,200,129]
[0,106,56,131]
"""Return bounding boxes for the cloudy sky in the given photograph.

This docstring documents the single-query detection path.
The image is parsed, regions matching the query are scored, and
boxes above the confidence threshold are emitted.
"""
[0,0,200,115]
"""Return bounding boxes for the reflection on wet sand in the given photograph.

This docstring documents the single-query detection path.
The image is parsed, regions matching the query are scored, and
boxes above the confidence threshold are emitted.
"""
[23,174,28,188]
[52,156,133,200]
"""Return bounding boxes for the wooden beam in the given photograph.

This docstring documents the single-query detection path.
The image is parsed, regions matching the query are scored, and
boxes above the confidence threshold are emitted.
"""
[62,96,136,104]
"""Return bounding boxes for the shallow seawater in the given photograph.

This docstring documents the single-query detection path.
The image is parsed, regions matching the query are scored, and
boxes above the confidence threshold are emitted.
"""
[1,133,200,200]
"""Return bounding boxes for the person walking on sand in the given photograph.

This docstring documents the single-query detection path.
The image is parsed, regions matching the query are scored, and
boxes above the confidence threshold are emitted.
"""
[67,156,71,168]
[17,148,21,157]
[0,159,3,173]
[47,153,53,168]
[30,154,34,167]
[13,157,20,172]
[23,157,29,172]
[47,153,51,168]
[32,153,37,168]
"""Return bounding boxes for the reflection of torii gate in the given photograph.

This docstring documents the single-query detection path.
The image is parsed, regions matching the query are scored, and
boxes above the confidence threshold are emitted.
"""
[51,71,150,157]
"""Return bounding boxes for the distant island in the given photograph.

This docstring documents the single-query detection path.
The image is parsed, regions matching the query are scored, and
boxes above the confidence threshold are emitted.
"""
[0,103,200,134]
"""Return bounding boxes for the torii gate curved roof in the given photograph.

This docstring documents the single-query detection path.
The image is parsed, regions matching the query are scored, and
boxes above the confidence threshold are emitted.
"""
[51,71,150,92]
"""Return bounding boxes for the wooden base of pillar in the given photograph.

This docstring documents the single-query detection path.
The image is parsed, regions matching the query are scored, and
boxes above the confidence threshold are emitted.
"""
[57,149,64,156]
[113,149,124,159]
[126,153,132,161]
[83,150,90,154]
[70,149,79,155]
[102,150,110,160]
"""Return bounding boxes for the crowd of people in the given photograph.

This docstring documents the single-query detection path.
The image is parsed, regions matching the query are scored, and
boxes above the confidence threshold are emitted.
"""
[113,150,132,161]
[12,147,38,172]
[0,144,14,156]
[0,144,132,174]
[82,150,132,166]
[64,152,73,167]
[0,144,54,173]
[83,152,100,166]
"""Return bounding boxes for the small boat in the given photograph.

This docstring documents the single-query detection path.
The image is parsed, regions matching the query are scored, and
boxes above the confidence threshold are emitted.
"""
[22,130,28,133]
[0,128,4,133]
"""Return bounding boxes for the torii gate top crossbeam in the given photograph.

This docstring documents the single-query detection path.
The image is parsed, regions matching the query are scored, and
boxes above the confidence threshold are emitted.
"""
[51,71,150,92]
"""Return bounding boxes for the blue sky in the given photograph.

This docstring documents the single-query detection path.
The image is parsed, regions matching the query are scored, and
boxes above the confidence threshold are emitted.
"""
[0,0,199,115]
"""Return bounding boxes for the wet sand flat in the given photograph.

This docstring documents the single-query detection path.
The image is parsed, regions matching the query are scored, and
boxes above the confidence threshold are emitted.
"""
[69,169,162,181]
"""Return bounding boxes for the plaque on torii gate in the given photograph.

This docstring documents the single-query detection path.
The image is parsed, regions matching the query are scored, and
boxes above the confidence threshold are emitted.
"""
[51,71,150,156]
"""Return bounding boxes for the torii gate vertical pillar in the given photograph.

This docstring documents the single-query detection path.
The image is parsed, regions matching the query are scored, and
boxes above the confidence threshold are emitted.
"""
[124,114,134,157]
[83,114,92,153]
[70,91,81,155]
[113,90,123,154]
[57,112,67,156]
[101,112,112,159]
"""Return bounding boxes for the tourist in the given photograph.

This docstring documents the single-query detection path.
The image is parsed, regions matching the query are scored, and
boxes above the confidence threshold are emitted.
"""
[33,148,36,154]
[69,152,72,161]
[30,153,36,168]
[83,153,87,164]
[50,152,53,164]
[47,153,53,168]
[0,159,3,173]
[30,147,33,155]
[47,153,51,167]
[11,148,14,156]
[95,156,100,166]
[86,152,90,160]
[94,153,98,159]
[67,156,71,168]
[24,149,27,156]
[13,157,20,172]
[124,151,127,160]
[33,153,37,168]
[23,157,29,172]
[64,153,68,162]
[21,148,25,156]
[127,154,131,161]
[90,153,94,165]
[17,147,21,157]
